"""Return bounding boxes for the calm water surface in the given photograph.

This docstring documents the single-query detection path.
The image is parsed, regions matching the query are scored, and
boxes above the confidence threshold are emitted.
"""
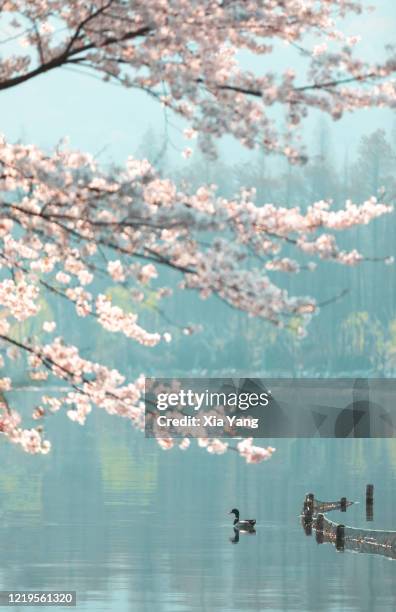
[0,395,395,612]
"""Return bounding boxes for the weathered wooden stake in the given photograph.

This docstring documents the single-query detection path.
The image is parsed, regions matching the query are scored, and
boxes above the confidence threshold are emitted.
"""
[336,524,345,551]
[316,513,324,531]
[366,484,374,503]
[366,484,374,521]
[304,520,312,536]
[340,496,347,512]
[304,492,314,516]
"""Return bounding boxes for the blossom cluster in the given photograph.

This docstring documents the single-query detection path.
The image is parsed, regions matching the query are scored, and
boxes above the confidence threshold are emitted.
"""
[0,1,395,460]
[0,2,394,159]
[0,137,393,458]
[156,436,276,465]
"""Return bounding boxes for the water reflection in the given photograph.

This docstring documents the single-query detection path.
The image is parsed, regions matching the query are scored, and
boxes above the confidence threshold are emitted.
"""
[230,527,256,544]
[1,393,396,611]
[229,527,256,544]
[366,499,374,521]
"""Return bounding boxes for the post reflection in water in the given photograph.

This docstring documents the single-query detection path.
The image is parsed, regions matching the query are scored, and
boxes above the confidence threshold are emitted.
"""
[366,499,374,521]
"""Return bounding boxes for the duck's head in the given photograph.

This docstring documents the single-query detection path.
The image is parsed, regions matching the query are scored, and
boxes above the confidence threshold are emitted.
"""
[229,508,240,519]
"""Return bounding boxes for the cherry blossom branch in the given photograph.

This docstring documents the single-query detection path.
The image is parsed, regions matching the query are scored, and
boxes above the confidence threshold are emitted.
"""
[0,2,395,161]
[0,1,395,460]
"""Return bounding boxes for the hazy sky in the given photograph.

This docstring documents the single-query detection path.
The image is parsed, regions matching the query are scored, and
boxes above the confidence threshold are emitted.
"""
[1,1,395,171]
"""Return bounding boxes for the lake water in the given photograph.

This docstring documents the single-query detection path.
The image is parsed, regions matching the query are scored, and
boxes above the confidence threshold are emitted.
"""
[0,399,395,612]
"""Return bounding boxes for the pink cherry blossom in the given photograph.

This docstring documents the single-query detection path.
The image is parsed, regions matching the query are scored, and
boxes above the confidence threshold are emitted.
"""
[237,438,276,464]
[0,377,11,391]
[0,0,394,459]
[43,321,56,333]
[206,439,229,455]
[179,438,191,450]
[157,437,174,450]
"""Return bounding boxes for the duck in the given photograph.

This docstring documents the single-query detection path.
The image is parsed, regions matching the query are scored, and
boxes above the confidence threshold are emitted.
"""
[229,508,256,530]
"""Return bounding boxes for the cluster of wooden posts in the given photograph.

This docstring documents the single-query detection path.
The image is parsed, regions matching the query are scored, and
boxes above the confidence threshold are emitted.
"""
[301,485,396,560]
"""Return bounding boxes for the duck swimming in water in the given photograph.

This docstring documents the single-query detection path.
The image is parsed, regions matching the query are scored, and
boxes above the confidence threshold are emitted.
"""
[229,508,256,530]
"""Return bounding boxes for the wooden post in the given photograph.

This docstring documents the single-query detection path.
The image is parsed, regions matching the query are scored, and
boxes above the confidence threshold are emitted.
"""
[316,513,324,531]
[303,520,312,536]
[304,492,314,516]
[340,497,347,512]
[336,524,345,551]
[366,484,374,521]
[315,513,324,542]
[366,484,374,503]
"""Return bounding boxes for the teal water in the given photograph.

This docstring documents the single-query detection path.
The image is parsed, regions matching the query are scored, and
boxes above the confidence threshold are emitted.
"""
[0,403,395,612]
